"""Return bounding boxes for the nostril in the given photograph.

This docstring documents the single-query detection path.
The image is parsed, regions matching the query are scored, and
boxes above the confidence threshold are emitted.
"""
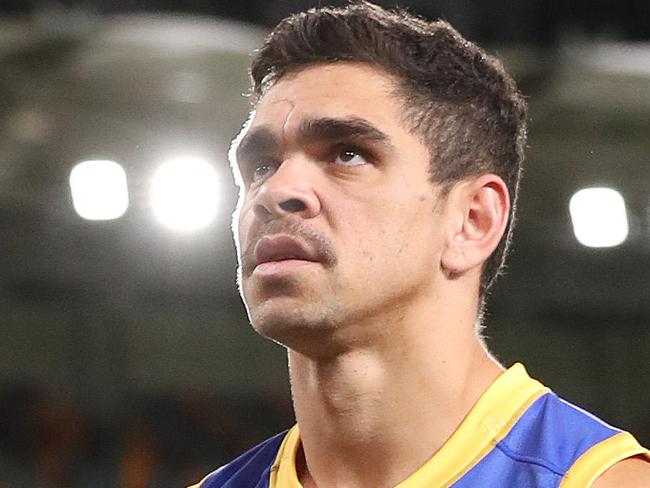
[279,199,307,213]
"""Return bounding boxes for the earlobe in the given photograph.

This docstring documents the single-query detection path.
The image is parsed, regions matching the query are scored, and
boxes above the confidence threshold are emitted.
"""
[440,174,509,277]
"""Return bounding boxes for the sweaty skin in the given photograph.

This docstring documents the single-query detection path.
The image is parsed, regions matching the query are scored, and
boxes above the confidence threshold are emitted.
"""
[230,62,650,488]
[232,63,506,488]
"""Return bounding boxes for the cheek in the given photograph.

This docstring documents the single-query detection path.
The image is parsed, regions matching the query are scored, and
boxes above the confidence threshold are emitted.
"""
[334,208,405,265]
[358,193,438,261]
[234,203,254,254]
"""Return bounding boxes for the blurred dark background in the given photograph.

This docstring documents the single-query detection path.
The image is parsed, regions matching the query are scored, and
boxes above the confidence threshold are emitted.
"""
[0,1,648,487]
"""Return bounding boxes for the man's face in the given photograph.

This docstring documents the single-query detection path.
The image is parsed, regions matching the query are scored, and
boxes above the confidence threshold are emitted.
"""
[232,63,448,353]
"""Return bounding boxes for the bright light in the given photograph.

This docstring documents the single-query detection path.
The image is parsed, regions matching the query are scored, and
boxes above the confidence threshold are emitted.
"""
[151,157,219,231]
[569,187,629,248]
[69,160,129,220]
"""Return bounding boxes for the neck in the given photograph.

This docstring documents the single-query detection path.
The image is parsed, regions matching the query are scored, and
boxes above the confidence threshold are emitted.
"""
[287,294,503,488]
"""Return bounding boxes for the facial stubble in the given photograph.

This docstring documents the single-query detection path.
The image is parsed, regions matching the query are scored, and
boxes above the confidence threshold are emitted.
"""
[236,216,345,341]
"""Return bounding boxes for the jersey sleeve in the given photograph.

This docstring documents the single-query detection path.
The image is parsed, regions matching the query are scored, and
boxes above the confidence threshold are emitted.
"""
[559,431,650,487]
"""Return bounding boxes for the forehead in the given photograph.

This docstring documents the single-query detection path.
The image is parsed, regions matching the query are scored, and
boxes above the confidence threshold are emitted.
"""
[251,63,403,131]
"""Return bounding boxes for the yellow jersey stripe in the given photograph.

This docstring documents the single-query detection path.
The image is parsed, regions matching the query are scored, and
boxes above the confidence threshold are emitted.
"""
[559,431,650,488]
[272,425,302,487]
[270,364,550,488]
[397,364,548,487]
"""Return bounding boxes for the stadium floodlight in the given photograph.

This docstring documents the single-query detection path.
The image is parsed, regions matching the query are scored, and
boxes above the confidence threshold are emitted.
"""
[69,160,129,220]
[569,187,629,248]
[151,157,219,231]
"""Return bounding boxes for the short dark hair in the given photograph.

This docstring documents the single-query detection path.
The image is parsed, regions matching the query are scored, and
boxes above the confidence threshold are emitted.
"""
[249,1,528,299]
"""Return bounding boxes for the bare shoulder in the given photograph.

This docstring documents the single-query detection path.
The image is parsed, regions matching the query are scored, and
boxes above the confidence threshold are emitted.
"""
[591,455,650,488]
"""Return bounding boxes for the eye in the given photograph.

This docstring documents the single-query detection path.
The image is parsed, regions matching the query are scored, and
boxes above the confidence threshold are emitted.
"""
[251,162,277,183]
[333,147,368,167]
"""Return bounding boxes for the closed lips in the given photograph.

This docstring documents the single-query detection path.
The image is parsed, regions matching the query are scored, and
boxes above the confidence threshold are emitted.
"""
[253,235,319,268]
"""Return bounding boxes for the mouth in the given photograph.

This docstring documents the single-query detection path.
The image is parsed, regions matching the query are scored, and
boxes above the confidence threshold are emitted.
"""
[253,234,320,271]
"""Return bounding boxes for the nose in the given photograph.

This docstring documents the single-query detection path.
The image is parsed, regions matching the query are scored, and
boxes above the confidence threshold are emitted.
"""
[252,158,321,222]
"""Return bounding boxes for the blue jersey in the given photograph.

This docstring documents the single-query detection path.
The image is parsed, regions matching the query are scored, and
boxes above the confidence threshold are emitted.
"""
[191,363,649,487]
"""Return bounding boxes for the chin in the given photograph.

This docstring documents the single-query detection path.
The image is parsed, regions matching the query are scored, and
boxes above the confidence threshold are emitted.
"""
[246,297,344,354]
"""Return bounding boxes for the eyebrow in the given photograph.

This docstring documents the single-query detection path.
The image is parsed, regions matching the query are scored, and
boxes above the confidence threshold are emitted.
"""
[297,117,393,148]
[234,126,277,166]
[234,116,394,165]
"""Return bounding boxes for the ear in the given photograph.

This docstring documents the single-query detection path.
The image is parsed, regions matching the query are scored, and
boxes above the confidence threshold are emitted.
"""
[440,174,510,277]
